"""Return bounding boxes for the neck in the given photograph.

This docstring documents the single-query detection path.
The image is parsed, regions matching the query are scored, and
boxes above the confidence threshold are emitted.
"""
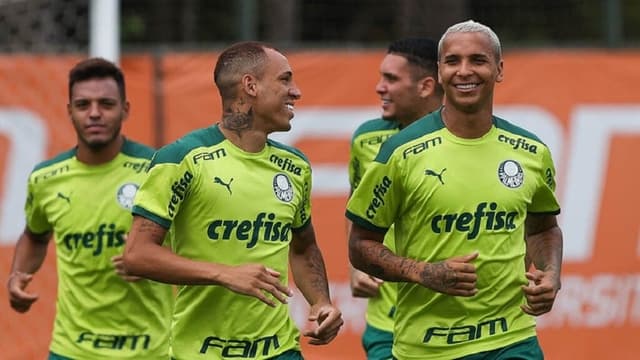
[398,99,443,128]
[440,105,494,139]
[76,136,124,165]
[219,123,267,153]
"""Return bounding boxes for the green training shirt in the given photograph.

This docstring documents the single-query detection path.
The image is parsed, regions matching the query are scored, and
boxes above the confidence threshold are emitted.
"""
[349,118,398,333]
[25,138,173,359]
[346,110,560,359]
[132,125,312,360]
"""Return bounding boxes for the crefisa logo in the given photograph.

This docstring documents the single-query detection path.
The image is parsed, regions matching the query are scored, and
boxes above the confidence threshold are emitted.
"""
[498,160,524,188]
[116,183,139,210]
[273,173,294,202]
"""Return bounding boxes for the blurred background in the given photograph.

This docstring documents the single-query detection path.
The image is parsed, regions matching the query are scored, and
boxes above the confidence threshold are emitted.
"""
[1,1,639,359]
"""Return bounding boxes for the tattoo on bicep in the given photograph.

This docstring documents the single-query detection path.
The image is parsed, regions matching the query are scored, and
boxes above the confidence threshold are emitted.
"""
[138,218,166,244]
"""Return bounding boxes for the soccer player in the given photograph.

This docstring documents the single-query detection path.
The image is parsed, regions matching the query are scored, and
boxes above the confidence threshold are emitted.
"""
[7,58,173,359]
[123,41,343,360]
[347,38,443,360]
[346,20,563,359]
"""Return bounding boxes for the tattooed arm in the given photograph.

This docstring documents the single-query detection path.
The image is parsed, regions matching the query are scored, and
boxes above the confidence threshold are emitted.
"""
[290,223,343,344]
[522,214,563,315]
[124,216,292,306]
[349,223,478,297]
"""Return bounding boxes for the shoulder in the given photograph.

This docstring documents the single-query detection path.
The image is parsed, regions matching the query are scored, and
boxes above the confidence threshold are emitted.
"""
[32,147,76,173]
[267,139,310,165]
[493,116,552,156]
[493,116,545,144]
[153,126,225,165]
[121,138,155,160]
[375,112,445,163]
[352,118,398,140]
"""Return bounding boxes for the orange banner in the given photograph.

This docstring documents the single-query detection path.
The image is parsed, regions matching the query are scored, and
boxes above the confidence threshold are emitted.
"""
[1,50,639,359]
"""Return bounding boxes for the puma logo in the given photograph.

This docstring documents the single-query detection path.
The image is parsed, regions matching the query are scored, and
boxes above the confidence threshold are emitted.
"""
[425,168,446,185]
[57,192,71,204]
[213,176,233,195]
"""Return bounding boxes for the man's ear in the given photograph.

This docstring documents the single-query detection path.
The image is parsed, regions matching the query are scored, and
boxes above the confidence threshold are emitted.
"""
[241,74,258,96]
[418,76,436,98]
[122,100,130,121]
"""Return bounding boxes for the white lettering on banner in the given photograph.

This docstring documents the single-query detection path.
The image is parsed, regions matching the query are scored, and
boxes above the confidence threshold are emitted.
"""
[537,274,640,328]
[561,106,640,261]
[0,109,47,244]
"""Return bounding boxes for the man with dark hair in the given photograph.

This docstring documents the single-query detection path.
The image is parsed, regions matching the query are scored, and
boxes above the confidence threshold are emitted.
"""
[347,38,443,360]
[7,57,173,359]
[124,41,343,360]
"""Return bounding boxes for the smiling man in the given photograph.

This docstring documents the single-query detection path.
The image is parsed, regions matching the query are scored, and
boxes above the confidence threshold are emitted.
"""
[347,21,563,360]
[346,38,443,360]
[124,41,343,360]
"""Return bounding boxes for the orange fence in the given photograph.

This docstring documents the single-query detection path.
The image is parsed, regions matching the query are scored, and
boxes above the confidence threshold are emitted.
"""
[1,50,639,359]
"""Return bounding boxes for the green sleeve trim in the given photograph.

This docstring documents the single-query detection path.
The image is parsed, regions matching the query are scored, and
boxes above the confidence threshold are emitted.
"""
[291,217,312,233]
[267,139,310,164]
[345,210,388,233]
[32,148,76,172]
[374,111,444,164]
[132,205,172,229]
[152,126,225,165]
[121,138,155,159]
[528,209,561,216]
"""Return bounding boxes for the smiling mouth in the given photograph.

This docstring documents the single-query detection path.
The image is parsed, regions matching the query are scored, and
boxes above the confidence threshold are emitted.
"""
[455,83,478,90]
[286,104,294,111]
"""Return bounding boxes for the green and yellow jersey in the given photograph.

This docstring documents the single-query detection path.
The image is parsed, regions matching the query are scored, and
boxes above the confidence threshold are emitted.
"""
[132,125,312,360]
[25,138,173,360]
[346,110,560,359]
[349,118,399,333]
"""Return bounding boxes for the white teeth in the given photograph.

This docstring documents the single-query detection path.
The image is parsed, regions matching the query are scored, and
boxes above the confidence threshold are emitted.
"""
[456,84,477,90]
[286,104,294,111]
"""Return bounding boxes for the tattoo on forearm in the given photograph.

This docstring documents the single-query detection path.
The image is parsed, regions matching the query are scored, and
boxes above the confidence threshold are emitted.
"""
[303,245,330,295]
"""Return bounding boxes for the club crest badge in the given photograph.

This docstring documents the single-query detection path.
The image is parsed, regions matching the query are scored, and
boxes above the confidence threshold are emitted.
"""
[498,160,524,188]
[273,173,294,202]
[116,183,139,210]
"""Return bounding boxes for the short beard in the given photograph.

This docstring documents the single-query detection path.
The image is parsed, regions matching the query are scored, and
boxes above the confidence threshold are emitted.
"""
[78,124,121,151]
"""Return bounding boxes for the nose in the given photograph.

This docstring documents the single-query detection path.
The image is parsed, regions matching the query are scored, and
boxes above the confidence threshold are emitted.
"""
[456,60,473,76]
[375,79,386,94]
[88,102,101,119]
[289,84,301,100]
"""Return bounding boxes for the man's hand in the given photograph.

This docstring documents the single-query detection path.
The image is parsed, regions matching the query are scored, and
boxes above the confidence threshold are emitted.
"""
[350,267,383,298]
[111,254,143,282]
[303,303,344,345]
[7,271,39,313]
[419,252,478,296]
[521,269,560,316]
[221,264,293,307]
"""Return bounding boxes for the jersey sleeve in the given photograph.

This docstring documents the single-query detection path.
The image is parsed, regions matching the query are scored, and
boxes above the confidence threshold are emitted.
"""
[345,153,402,233]
[528,147,561,214]
[348,135,363,191]
[132,148,195,229]
[24,175,51,234]
[292,164,312,231]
